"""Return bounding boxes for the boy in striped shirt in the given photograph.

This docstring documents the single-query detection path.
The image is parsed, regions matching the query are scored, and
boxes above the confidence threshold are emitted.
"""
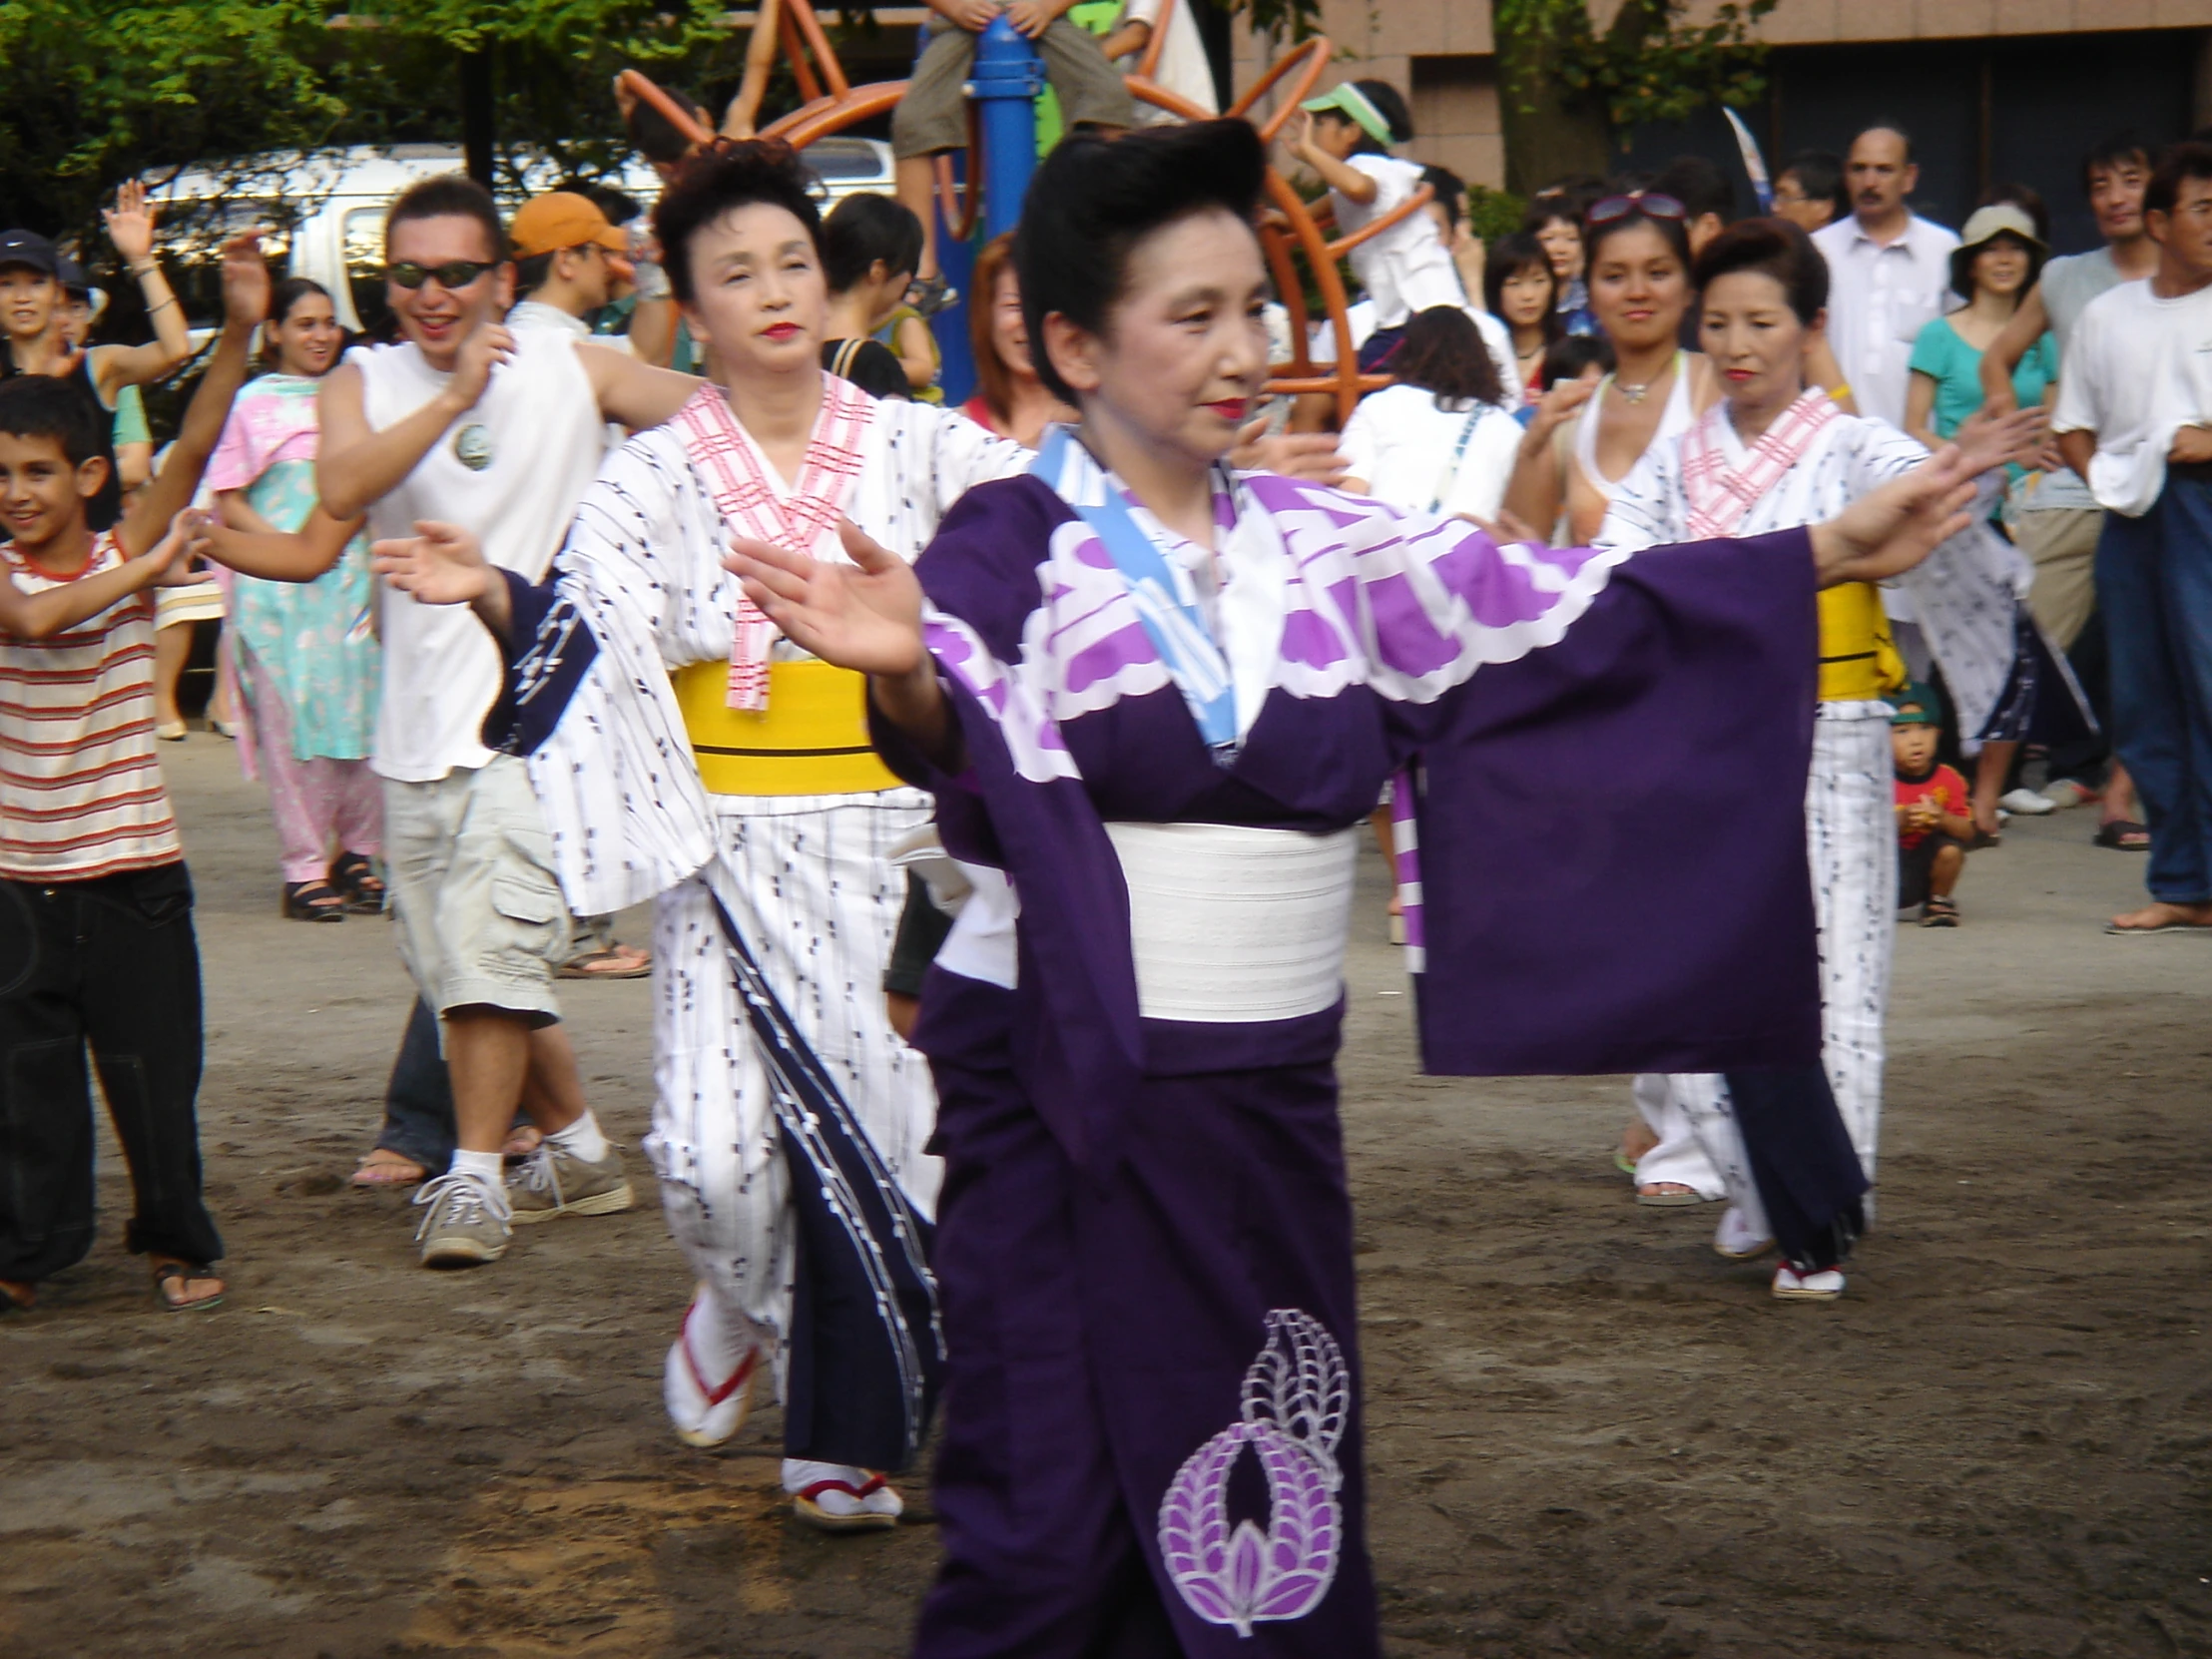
[0,232,268,1316]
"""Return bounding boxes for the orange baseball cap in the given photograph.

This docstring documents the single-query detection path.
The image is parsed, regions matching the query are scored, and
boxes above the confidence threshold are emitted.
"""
[510,193,628,260]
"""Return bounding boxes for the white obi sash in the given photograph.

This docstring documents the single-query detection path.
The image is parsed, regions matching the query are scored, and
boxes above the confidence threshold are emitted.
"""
[1103,823,1359,1023]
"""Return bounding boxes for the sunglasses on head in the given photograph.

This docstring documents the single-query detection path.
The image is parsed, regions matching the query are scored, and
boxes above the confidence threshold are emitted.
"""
[386,259,496,290]
[1586,192,1687,226]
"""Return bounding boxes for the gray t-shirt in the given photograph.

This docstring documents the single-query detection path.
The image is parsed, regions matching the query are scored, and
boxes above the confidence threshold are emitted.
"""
[2016,248,2127,514]
[2041,248,2123,358]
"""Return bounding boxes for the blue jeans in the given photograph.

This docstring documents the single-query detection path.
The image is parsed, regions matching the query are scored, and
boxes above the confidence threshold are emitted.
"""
[2096,476,2212,903]
[373,999,455,1176]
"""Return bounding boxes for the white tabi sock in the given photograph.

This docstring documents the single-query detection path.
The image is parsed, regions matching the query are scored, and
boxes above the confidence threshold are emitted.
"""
[451,1148,505,1189]
[547,1109,609,1164]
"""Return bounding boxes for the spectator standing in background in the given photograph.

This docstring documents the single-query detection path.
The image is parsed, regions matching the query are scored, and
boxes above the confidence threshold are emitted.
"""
[53,257,152,492]
[1813,126,1961,429]
[1486,231,1560,406]
[207,277,385,924]
[1652,156,1734,257]
[1904,202,2062,841]
[1773,152,1848,235]
[507,192,633,347]
[1526,185,1599,335]
[2052,143,2212,937]
[956,233,1075,445]
[1981,134,2159,850]
[1339,305,1522,519]
[821,194,926,401]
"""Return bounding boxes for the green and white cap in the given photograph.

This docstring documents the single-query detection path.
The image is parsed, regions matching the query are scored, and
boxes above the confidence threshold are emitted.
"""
[1301,82,1393,149]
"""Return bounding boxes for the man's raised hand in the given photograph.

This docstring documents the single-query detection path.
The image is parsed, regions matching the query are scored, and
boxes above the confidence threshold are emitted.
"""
[448,325,516,412]
[722,520,928,677]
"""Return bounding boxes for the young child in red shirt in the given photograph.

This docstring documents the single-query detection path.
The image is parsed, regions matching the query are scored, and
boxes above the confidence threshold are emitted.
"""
[1893,683,1973,926]
[0,232,268,1316]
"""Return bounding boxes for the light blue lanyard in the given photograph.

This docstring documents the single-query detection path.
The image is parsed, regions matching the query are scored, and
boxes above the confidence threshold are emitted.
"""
[1032,427,1238,754]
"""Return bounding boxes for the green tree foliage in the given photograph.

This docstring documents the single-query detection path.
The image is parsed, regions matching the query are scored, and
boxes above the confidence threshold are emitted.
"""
[1492,0,1778,195]
[0,0,746,242]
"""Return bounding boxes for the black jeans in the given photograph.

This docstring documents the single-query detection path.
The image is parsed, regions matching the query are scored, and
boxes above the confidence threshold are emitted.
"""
[0,863,223,1281]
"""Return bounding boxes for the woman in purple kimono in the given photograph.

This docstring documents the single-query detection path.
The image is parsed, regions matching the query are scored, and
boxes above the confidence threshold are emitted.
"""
[731,121,1976,1657]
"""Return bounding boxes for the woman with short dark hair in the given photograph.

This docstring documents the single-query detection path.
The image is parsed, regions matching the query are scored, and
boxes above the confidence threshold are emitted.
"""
[729,123,1978,1650]
[1600,216,2044,1293]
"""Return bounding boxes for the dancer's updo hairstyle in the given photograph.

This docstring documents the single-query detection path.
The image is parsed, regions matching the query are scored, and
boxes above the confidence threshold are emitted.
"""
[1691,217,1831,325]
[1013,120,1269,406]
[653,139,824,305]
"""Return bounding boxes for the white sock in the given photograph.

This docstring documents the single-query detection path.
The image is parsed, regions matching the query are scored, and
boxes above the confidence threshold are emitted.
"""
[547,1109,609,1164]
[451,1148,505,1188]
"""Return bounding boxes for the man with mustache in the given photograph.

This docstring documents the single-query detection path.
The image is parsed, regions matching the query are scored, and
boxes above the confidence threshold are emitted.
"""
[1812,125,1962,430]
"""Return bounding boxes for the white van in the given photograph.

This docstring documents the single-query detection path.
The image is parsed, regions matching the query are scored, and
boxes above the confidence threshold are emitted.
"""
[152,137,896,336]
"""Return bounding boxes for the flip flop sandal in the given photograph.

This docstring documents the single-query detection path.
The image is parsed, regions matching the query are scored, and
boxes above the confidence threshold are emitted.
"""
[152,1260,225,1313]
[1921,896,1960,927]
[1965,827,2002,850]
[1635,1184,1708,1208]
[669,1300,766,1449]
[793,1475,899,1533]
[557,945,652,980]
[281,881,348,922]
[2103,916,2212,936]
[328,852,387,914]
[350,1150,427,1188]
[1613,1151,1639,1177]
[2094,820,2150,851]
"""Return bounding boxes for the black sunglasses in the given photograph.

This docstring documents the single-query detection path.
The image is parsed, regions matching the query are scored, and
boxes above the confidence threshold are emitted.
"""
[386,260,496,291]
[1586,192,1687,226]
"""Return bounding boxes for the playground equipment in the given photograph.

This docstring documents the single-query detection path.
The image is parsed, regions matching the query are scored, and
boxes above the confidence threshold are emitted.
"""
[616,2,1440,423]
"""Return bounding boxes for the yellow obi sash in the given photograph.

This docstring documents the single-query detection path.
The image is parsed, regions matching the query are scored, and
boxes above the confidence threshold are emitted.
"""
[672,659,900,797]
[1817,580,1907,703]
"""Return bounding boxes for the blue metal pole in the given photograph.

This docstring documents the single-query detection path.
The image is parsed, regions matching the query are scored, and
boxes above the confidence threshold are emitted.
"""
[970,16,1042,245]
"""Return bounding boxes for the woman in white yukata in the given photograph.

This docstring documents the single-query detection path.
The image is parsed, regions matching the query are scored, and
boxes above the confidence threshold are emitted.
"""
[373,143,1033,1530]
[1596,218,2040,1295]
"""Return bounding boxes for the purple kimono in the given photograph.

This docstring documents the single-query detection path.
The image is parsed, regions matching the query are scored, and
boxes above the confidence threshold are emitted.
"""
[874,455,1854,1656]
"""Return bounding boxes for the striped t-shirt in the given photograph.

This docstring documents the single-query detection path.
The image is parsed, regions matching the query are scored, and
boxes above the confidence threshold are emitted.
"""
[1,532,181,879]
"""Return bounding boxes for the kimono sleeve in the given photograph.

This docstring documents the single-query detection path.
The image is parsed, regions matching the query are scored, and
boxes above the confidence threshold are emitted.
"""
[1407,528,1827,1077]
[484,442,718,916]
[911,400,1032,520]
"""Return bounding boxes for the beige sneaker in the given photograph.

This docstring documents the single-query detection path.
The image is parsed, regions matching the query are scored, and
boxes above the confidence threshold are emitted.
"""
[509,1142,635,1225]
[413,1171,512,1268]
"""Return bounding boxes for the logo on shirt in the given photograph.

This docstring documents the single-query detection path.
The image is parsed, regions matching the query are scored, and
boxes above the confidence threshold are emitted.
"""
[452,422,493,472]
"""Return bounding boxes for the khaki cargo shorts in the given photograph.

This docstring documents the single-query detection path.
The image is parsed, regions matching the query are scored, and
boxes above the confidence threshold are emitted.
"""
[382,756,569,1025]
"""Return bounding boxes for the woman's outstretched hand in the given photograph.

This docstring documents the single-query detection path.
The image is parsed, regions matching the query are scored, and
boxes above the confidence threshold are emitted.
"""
[722,520,928,677]
[1808,446,1977,587]
[1950,404,2045,478]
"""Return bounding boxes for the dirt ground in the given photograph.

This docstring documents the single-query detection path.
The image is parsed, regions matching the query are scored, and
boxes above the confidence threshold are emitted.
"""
[3,738,2209,1659]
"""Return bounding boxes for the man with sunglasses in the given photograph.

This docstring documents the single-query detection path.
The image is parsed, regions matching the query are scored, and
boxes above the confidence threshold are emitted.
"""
[317,174,700,1270]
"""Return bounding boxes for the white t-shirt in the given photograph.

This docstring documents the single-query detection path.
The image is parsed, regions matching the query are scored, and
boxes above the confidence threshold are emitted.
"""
[1117,0,1217,123]
[1334,155,1467,330]
[2013,248,2125,515]
[1339,383,1523,518]
[351,325,612,782]
[1812,214,1961,429]
[2051,276,2212,517]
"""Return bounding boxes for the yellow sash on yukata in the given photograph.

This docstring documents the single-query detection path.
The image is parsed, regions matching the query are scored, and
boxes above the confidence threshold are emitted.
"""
[1816,581,1908,703]
[673,659,899,796]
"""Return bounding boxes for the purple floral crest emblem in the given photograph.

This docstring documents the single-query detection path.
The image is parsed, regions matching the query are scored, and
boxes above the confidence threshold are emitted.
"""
[1157,1310,1348,1637]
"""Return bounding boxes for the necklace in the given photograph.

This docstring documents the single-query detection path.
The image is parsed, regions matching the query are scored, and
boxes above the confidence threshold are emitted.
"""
[1613,356,1676,406]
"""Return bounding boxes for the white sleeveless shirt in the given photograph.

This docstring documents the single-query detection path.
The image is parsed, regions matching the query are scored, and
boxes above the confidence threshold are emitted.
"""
[351,325,606,783]
[1572,353,1697,504]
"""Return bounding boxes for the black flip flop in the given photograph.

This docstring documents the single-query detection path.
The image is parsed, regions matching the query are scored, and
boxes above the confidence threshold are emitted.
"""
[2094,819,2150,851]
